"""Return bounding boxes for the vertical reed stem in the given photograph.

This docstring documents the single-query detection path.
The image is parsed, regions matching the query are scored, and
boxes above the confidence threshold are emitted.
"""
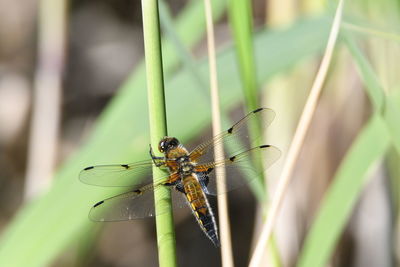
[141,1,177,266]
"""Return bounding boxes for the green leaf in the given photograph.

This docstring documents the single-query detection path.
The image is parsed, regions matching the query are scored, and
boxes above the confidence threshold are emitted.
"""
[384,93,400,153]
[345,34,400,153]
[344,34,385,112]
[159,0,208,91]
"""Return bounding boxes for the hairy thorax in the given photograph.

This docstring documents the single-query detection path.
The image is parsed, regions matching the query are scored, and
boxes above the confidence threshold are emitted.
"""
[165,146,194,177]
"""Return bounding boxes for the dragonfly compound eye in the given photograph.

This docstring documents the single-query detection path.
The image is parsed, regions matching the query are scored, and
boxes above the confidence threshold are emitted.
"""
[168,138,180,149]
[158,140,165,152]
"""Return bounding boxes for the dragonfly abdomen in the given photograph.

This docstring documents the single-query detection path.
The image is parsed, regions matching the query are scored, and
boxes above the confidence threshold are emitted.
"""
[183,174,220,247]
[196,208,219,247]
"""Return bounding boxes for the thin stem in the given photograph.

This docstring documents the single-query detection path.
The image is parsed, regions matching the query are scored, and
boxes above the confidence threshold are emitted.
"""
[203,0,234,266]
[141,1,177,266]
[248,0,344,266]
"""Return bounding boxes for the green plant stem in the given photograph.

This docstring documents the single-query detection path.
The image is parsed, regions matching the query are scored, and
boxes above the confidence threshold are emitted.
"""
[227,0,258,111]
[141,1,177,266]
[228,2,283,265]
[227,0,266,199]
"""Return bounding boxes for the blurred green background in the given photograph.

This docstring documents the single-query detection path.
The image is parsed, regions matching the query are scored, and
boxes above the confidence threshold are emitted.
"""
[0,0,398,266]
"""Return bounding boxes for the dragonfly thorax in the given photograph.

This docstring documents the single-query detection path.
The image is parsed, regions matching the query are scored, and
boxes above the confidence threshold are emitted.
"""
[176,155,194,176]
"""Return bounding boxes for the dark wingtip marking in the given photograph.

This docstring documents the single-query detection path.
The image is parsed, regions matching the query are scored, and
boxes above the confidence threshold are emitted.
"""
[253,107,263,113]
[227,127,233,134]
[229,156,236,162]
[260,144,271,148]
[84,166,94,171]
[121,164,129,169]
[207,168,214,173]
[93,200,104,208]
[133,189,142,195]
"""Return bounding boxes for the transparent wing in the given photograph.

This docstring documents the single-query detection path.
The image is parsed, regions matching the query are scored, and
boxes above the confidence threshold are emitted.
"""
[89,174,188,221]
[189,108,275,165]
[79,159,168,187]
[194,145,281,195]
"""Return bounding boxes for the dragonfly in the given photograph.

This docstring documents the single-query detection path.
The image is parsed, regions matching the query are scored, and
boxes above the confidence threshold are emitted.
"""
[80,108,281,247]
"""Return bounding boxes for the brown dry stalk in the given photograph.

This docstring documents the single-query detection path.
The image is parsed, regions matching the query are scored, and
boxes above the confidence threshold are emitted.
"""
[203,0,234,266]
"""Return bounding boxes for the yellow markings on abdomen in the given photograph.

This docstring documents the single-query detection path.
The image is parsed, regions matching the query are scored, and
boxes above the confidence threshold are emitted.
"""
[183,176,208,216]
[183,175,213,223]
[182,174,220,247]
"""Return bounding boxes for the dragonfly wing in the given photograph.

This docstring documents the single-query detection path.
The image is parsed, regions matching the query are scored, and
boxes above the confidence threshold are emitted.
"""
[89,175,188,221]
[79,159,165,187]
[194,145,281,195]
[189,108,276,165]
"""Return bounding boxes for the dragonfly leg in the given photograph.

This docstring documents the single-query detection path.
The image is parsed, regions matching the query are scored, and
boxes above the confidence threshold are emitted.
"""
[149,144,164,167]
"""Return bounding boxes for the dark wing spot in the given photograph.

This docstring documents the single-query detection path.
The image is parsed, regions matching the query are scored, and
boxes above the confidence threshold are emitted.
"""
[227,127,233,134]
[133,189,142,195]
[93,200,104,208]
[229,156,236,162]
[206,168,214,173]
[83,166,94,171]
[121,164,129,169]
[253,107,263,113]
[259,144,271,148]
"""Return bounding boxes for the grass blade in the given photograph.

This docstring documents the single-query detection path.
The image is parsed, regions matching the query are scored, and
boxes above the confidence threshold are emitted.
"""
[345,35,400,153]
[297,114,390,267]
[159,1,208,91]
[344,35,385,112]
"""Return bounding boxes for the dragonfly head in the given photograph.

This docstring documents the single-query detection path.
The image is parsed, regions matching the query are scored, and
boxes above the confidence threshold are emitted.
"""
[158,137,180,153]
